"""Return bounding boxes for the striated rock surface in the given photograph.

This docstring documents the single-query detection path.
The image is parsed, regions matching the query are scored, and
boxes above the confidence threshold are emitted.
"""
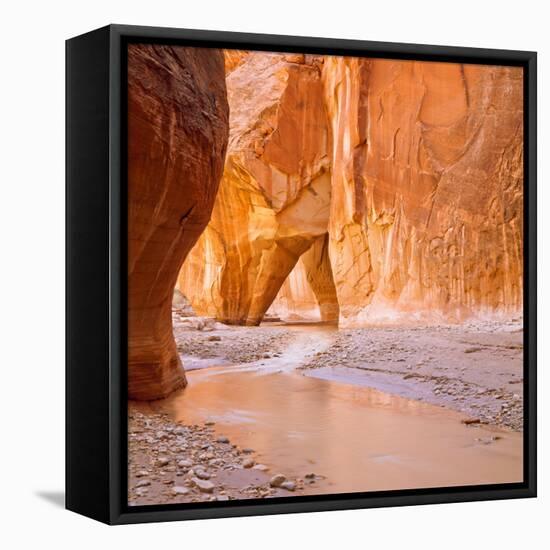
[179,53,331,325]
[224,49,249,74]
[128,44,229,399]
[179,54,523,327]
[323,58,523,325]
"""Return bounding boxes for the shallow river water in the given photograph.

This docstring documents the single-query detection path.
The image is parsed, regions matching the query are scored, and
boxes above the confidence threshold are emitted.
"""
[152,325,523,494]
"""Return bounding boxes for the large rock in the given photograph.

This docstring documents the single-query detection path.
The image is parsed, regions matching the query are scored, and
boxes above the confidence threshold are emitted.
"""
[179,53,331,325]
[128,44,229,399]
[323,58,523,325]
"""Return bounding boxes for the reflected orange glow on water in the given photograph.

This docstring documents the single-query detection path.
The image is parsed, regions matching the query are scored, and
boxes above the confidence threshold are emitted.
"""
[143,365,523,494]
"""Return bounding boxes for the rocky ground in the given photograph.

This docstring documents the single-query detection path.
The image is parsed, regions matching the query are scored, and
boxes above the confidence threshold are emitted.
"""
[128,409,320,506]
[129,311,524,505]
[172,312,293,365]
[300,318,524,431]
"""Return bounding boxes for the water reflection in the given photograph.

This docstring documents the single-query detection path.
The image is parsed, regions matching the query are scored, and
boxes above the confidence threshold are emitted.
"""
[148,364,522,494]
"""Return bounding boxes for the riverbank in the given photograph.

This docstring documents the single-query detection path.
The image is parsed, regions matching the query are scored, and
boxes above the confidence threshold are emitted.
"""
[128,315,523,505]
[128,409,315,506]
[300,319,524,431]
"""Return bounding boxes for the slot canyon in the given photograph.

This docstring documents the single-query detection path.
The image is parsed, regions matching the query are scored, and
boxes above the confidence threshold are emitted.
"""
[128,46,524,505]
[179,52,523,328]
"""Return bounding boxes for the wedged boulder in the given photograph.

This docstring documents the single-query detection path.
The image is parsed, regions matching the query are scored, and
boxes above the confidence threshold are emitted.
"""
[128,44,229,399]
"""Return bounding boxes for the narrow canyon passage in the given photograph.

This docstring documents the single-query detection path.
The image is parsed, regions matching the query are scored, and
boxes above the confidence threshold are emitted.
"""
[126,48,525,506]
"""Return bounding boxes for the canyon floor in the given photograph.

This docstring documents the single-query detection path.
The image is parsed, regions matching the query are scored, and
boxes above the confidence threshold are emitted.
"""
[128,311,524,506]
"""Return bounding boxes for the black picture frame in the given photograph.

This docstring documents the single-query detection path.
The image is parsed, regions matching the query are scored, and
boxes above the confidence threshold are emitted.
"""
[66,23,537,525]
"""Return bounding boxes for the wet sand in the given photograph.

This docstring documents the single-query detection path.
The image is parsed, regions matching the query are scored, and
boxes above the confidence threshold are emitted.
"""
[128,317,523,505]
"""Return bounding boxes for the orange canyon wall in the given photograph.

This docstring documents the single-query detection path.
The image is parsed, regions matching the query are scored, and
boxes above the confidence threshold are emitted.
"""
[179,52,523,327]
[128,45,229,399]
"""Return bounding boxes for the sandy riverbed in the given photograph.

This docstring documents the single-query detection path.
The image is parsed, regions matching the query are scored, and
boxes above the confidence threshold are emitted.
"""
[128,313,523,506]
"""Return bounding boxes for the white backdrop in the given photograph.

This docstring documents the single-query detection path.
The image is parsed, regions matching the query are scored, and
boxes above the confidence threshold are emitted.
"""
[1,0,546,547]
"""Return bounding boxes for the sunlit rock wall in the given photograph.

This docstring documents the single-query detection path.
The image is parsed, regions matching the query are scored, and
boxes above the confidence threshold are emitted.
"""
[323,57,523,325]
[179,54,523,327]
[268,233,339,322]
[179,53,331,325]
[128,45,229,399]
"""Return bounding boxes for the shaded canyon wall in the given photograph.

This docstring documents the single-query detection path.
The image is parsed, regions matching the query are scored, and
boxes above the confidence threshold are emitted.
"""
[128,45,229,399]
[179,52,523,326]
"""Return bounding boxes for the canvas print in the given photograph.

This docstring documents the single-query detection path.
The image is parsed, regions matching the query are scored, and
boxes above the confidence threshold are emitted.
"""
[127,44,524,506]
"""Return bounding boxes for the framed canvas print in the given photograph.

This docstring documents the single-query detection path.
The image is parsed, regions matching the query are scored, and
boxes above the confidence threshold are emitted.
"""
[66,24,537,525]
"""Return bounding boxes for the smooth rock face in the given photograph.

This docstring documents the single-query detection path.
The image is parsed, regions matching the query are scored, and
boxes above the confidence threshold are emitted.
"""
[179,53,523,327]
[128,44,229,399]
[179,53,331,325]
[323,58,523,325]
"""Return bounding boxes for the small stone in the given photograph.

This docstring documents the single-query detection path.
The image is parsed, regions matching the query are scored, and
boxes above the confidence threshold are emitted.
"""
[192,478,215,493]
[242,458,255,469]
[216,495,230,501]
[194,468,211,480]
[242,447,254,454]
[177,459,193,469]
[252,464,269,471]
[172,486,190,496]
[156,457,170,467]
[270,474,286,488]
[304,473,315,479]
[208,335,221,342]
[135,470,149,477]
[461,418,481,425]
[280,481,296,491]
[205,421,215,426]
[216,436,230,444]
[135,479,151,488]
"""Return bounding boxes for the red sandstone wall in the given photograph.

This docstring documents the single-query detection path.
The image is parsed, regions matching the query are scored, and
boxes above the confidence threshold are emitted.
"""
[128,44,229,399]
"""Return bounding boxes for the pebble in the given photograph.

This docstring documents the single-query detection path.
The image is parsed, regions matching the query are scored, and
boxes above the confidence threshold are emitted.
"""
[177,459,193,469]
[280,481,296,491]
[192,478,215,493]
[194,468,211,480]
[242,458,255,469]
[461,418,481,425]
[172,486,190,496]
[252,464,269,471]
[135,479,151,488]
[270,474,286,488]
[156,457,170,467]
